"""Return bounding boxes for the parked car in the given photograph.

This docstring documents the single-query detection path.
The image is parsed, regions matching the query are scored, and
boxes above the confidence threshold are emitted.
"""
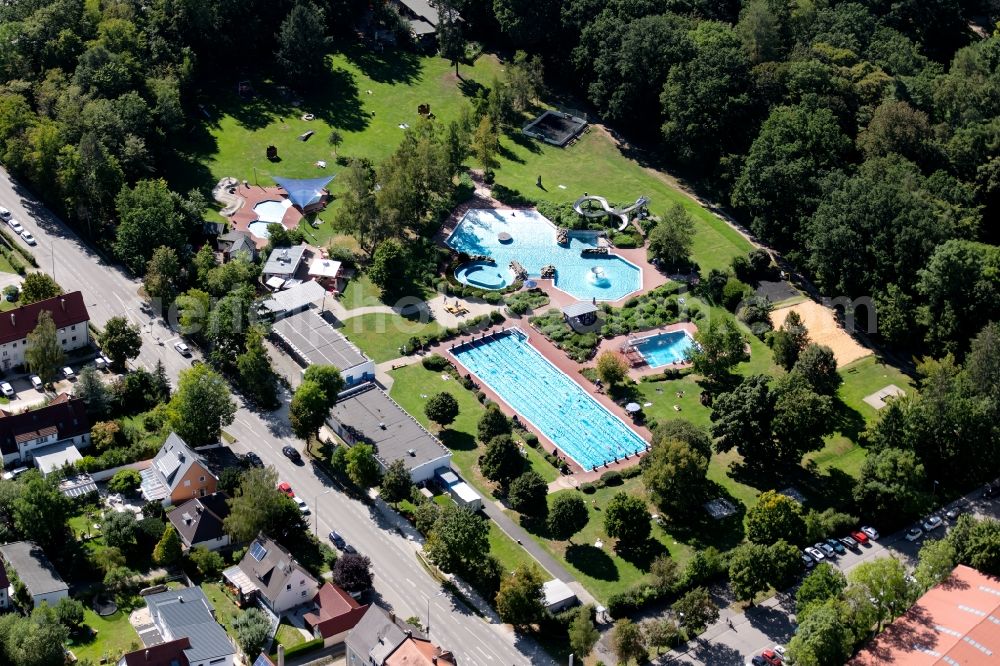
[852,530,870,545]
[826,538,846,555]
[277,482,294,498]
[244,452,263,468]
[983,484,997,499]
[100,351,112,366]
[761,648,783,665]
[174,341,191,357]
[293,497,310,515]
[20,230,35,246]
[0,207,10,220]
[8,219,23,234]
[29,375,43,390]
[95,357,107,371]
[750,657,768,666]
[816,542,836,558]
[861,526,880,540]
[328,531,347,550]
[905,527,923,542]
[923,516,943,532]
[61,366,74,380]
[945,506,963,521]
[773,646,788,659]
[840,536,861,551]
[281,445,302,462]
[801,552,815,568]
[0,382,13,398]
[805,547,825,561]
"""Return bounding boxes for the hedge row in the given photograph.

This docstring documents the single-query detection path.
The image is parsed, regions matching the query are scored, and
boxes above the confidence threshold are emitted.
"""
[402,311,505,354]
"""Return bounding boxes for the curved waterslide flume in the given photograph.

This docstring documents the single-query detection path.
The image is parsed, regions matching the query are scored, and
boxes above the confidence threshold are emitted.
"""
[573,195,650,231]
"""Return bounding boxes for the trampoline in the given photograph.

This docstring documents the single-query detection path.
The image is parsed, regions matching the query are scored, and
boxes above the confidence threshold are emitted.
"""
[522,111,588,147]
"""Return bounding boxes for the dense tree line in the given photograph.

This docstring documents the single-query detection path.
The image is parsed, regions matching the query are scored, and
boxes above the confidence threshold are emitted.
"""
[464,0,1000,357]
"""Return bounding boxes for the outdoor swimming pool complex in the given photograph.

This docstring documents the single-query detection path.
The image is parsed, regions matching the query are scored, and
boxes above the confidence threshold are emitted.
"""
[633,330,695,367]
[452,330,648,470]
[447,209,642,301]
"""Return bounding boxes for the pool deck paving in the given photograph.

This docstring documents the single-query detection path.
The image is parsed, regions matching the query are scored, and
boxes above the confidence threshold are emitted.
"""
[227,182,304,247]
[593,321,697,380]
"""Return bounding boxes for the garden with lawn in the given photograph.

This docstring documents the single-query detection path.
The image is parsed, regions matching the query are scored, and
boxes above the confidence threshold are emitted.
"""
[340,312,444,362]
[68,607,142,665]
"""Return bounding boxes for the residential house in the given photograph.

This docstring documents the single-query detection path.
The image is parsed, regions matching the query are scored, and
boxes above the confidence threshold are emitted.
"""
[0,541,68,608]
[0,392,90,468]
[0,291,90,372]
[217,229,258,263]
[117,638,191,666]
[222,534,320,614]
[391,0,461,42]
[345,606,456,666]
[168,492,231,552]
[141,587,235,666]
[302,582,369,647]
[140,433,218,505]
[262,245,309,285]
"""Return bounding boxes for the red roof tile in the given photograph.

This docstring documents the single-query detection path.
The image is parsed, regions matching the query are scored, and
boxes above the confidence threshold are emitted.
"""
[120,638,191,666]
[303,582,369,639]
[0,291,89,346]
[0,393,89,456]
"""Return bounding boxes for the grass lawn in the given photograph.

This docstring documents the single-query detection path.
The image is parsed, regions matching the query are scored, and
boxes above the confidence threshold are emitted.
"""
[69,607,141,664]
[201,582,243,637]
[339,313,443,362]
[488,521,539,575]
[275,620,308,649]
[838,356,915,423]
[339,272,385,310]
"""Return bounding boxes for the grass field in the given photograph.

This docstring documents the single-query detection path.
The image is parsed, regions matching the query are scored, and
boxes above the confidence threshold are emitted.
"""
[69,608,141,664]
[275,620,309,649]
[339,313,443,362]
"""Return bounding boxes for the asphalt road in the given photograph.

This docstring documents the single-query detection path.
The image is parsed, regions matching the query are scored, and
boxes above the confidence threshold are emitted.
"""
[0,167,549,665]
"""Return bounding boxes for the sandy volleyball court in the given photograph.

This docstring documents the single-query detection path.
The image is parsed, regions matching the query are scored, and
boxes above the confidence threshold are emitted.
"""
[770,300,872,367]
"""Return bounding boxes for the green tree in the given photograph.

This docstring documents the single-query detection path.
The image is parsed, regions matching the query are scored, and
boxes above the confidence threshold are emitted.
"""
[948,515,1000,576]
[114,179,190,274]
[302,365,345,402]
[654,419,713,458]
[771,310,809,370]
[102,510,139,553]
[858,100,934,162]
[642,436,709,515]
[19,273,61,305]
[290,380,331,440]
[770,374,835,462]
[687,318,748,381]
[176,289,211,338]
[346,444,382,488]
[103,566,139,599]
[477,406,511,443]
[327,130,343,156]
[25,311,65,383]
[728,542,771,602]
[787,598,855,666]
[604,492,651,551]
[567,605,600,659]
[611,618,647,665]
[547,494,589,542]
[915,538,957,590]
[143,245,181,304]
[746,490,806,545]
[188,546,225,578]
[153,525,182,566]
[98,315,142,369]
[107,469,141,494]
[75,365,110,418]
[854,447,928,526]
[424,392,459,428]
[479,435,524,488]
[237,326,279,409]
[508,471,548,516]
[367,239,411,295]
[595,351,628,386]
[672,586,719,631]
[436,0,464,76]
[379,459,413,506]
[650,555,680,593]
[53,597,84,631]
[334,159,383,257]
[0,606,69,666]
[167,364,236,446]
[224,467,307,544]
[274,1,331,84]
[791,344,841,395]
[472,115,499,179]
[495,564,545,628]
[426,504,489,575]
[233,607,271,656]
[711,374,773,463]
[12,472,68,554]
[647,204,696,269]
[847,558,914,631]
[795,563,847,615]
[642,617,679,655]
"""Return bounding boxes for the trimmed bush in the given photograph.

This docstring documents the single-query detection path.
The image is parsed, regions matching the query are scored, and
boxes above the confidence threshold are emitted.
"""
[421,354,450,371]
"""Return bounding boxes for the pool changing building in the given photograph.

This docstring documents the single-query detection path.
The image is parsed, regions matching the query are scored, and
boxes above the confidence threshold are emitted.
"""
[325,383,451,484]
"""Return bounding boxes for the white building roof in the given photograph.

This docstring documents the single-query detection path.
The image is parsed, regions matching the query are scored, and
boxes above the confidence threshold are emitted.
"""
[32,441,82,475]
[262,280,327,316]
[308,258,342,278]
[542,579,577,609]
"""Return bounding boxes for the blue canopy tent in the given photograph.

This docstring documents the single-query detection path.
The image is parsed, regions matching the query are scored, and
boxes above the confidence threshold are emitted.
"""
[274,175,335,210]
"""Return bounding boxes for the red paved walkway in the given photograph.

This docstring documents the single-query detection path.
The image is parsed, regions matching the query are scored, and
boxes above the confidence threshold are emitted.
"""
[228,183,305,248]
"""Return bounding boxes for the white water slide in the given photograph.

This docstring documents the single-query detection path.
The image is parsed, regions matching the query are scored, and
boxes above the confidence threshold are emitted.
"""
[573,194,650,231]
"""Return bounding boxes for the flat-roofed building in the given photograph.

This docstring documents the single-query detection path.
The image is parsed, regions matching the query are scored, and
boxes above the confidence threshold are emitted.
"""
[270,309,374,386]
[326,383,451,483]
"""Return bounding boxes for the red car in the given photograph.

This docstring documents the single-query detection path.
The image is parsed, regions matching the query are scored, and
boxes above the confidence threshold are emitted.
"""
[851,530,870,545]
[761,649,782,665]
[277,482,294,498]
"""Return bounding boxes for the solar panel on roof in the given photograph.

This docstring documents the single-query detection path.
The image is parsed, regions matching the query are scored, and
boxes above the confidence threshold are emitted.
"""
[249,541,267,561]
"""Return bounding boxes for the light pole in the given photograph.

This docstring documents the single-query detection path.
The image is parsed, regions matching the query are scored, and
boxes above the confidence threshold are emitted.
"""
[314,489,333,536]
[426,591,445,635]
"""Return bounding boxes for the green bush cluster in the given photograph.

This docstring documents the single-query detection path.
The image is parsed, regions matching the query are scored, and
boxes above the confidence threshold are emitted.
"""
[0,228,37,267]
[504,288,550,315]
[421,354,451,371]
[491,183,536,206]
[600,284,687,337]
[530,309,600,361]
[606,548,728,618]
[402,312,506,355]
[0,247,26,275]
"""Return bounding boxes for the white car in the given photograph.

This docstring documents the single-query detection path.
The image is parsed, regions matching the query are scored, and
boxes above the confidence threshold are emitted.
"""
[805,547,825,561]
[861,526,880,541]
[905,527,923,542]
[923,516,943,532]
[293,497,310,515]
[174,341,191,356]
[0,207,10,220]
[20,230,35,246]
[61,366,75,380]
[0,382,13,398]
[8,219,23,234]
[29,375,43,390]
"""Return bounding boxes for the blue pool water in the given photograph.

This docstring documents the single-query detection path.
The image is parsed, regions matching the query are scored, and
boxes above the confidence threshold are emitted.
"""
[452,330,648,470]
[455,261,509,290]
[634,330,695,368]
[247,221,272,239]
[447,209,642,301]
[254,199,288,223]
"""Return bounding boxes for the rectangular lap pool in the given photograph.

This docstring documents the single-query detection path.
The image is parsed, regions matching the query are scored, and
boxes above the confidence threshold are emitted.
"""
[633,330,694,368]
[451,330,648,471]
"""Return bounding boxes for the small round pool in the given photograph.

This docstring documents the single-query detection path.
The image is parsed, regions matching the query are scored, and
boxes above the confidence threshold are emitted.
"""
[247,221,272,239]
[455,261,509,290]
[254,199,289,224]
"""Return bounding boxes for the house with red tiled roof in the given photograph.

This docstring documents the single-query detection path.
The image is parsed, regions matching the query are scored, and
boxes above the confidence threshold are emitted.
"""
[0,291,90,372]
[117,638,191,666]
[303,582,369,647]
[0,393,90,468]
